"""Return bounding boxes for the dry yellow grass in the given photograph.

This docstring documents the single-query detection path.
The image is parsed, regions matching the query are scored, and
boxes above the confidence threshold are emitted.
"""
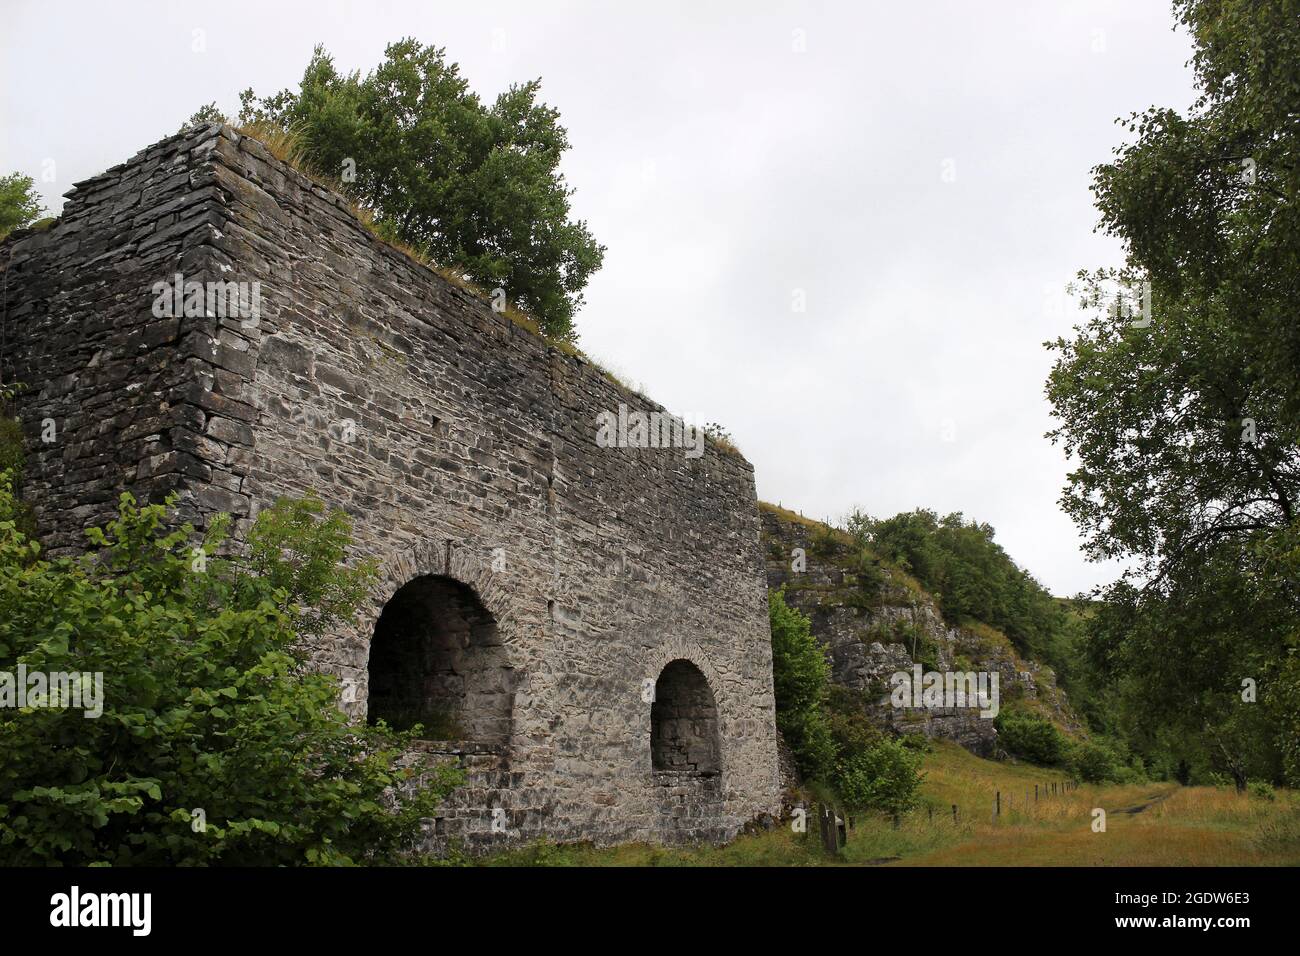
[893,741,1299,866]
[480,740,1300,867]
[758,502,854,542]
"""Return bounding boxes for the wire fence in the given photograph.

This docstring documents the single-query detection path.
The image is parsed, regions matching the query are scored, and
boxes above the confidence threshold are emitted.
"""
[809,777,1083,855]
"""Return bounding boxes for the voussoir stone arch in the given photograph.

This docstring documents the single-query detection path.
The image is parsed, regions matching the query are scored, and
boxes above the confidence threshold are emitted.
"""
[358,541,527,739]
[644,637,729,718]
[643,639,732,777]
[370,540,522,640]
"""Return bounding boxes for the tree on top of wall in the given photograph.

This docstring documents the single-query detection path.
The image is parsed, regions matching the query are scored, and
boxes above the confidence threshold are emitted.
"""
[203,39,604,343]
[0,173,46,241]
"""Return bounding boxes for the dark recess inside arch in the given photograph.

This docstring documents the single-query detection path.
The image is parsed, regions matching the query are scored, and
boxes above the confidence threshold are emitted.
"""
[367,574,513,744]
[650,658,721,774]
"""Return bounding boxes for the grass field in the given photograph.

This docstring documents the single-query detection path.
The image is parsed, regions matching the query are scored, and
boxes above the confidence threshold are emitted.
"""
[479,740,1300,867]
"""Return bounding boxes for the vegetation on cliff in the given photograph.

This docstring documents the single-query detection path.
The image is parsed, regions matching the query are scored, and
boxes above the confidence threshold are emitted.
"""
[846,508,1081,680]
[769,589,923,817]
[763,502,1145,784]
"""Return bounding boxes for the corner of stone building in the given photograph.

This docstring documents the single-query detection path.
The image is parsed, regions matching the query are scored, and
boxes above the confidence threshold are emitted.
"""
[1,124,258,552]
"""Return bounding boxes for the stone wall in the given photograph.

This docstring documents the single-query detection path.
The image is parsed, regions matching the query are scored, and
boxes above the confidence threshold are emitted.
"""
[0,125,782,850]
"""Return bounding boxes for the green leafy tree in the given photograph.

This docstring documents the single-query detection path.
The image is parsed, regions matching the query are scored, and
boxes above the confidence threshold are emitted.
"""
[1045,0,1300,785]
[0,480,461,865]
[235,39,605,341]
[0,173,46,240]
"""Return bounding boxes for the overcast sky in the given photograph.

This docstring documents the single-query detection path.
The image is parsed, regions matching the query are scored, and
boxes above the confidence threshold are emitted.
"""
[1,1,1201,596]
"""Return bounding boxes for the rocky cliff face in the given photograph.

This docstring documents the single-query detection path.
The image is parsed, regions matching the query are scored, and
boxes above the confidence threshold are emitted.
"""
[761,506,1080,759]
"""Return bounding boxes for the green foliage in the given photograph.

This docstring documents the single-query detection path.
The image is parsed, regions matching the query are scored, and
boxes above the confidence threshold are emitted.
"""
[0,172,46,240]
[769,593,923,814]
[179,102,228,132]
[807,521,843,559]
[1044,0,1300,788]
[825,685,883,753]
[0,386,24,477]
[852,550,886,606]
[822,687,923,816]
[994,709,1066,766]
[1067,739,1121,784]
[235,39,604,341]
[1248,780,1276,802]
[0,385,35,541]
[241,495,379,639]
[768,588,834,779]
[900,620,940,672]
[1279,644,1300,787]
[0,483,461,865]
[851,509,1073,676]
[831,736,923,818]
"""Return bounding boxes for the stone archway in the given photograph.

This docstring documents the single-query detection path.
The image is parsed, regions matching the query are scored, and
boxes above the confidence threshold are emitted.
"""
[367,574,514,744]
[650,658,722,774]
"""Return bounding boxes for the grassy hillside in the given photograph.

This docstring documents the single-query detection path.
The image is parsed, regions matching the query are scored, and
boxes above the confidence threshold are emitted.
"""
[478,741,1300,866]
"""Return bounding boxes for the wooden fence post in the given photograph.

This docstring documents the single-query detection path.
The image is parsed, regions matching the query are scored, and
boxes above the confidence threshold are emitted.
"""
[818,804,840,855]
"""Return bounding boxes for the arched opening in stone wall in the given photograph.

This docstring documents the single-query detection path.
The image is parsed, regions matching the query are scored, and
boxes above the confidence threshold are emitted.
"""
[367,574,513,744]
[650,659,721,774]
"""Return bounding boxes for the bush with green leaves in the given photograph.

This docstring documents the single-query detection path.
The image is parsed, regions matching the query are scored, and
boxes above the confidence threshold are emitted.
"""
[994,709,1066,765]
[831,737,924,818]
[825,686,923,816]
[1248,780,1276,802]
[768,588,834,779]
[769,593,924,817]
[1067,738,1123,783]
[0,478,461,865]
